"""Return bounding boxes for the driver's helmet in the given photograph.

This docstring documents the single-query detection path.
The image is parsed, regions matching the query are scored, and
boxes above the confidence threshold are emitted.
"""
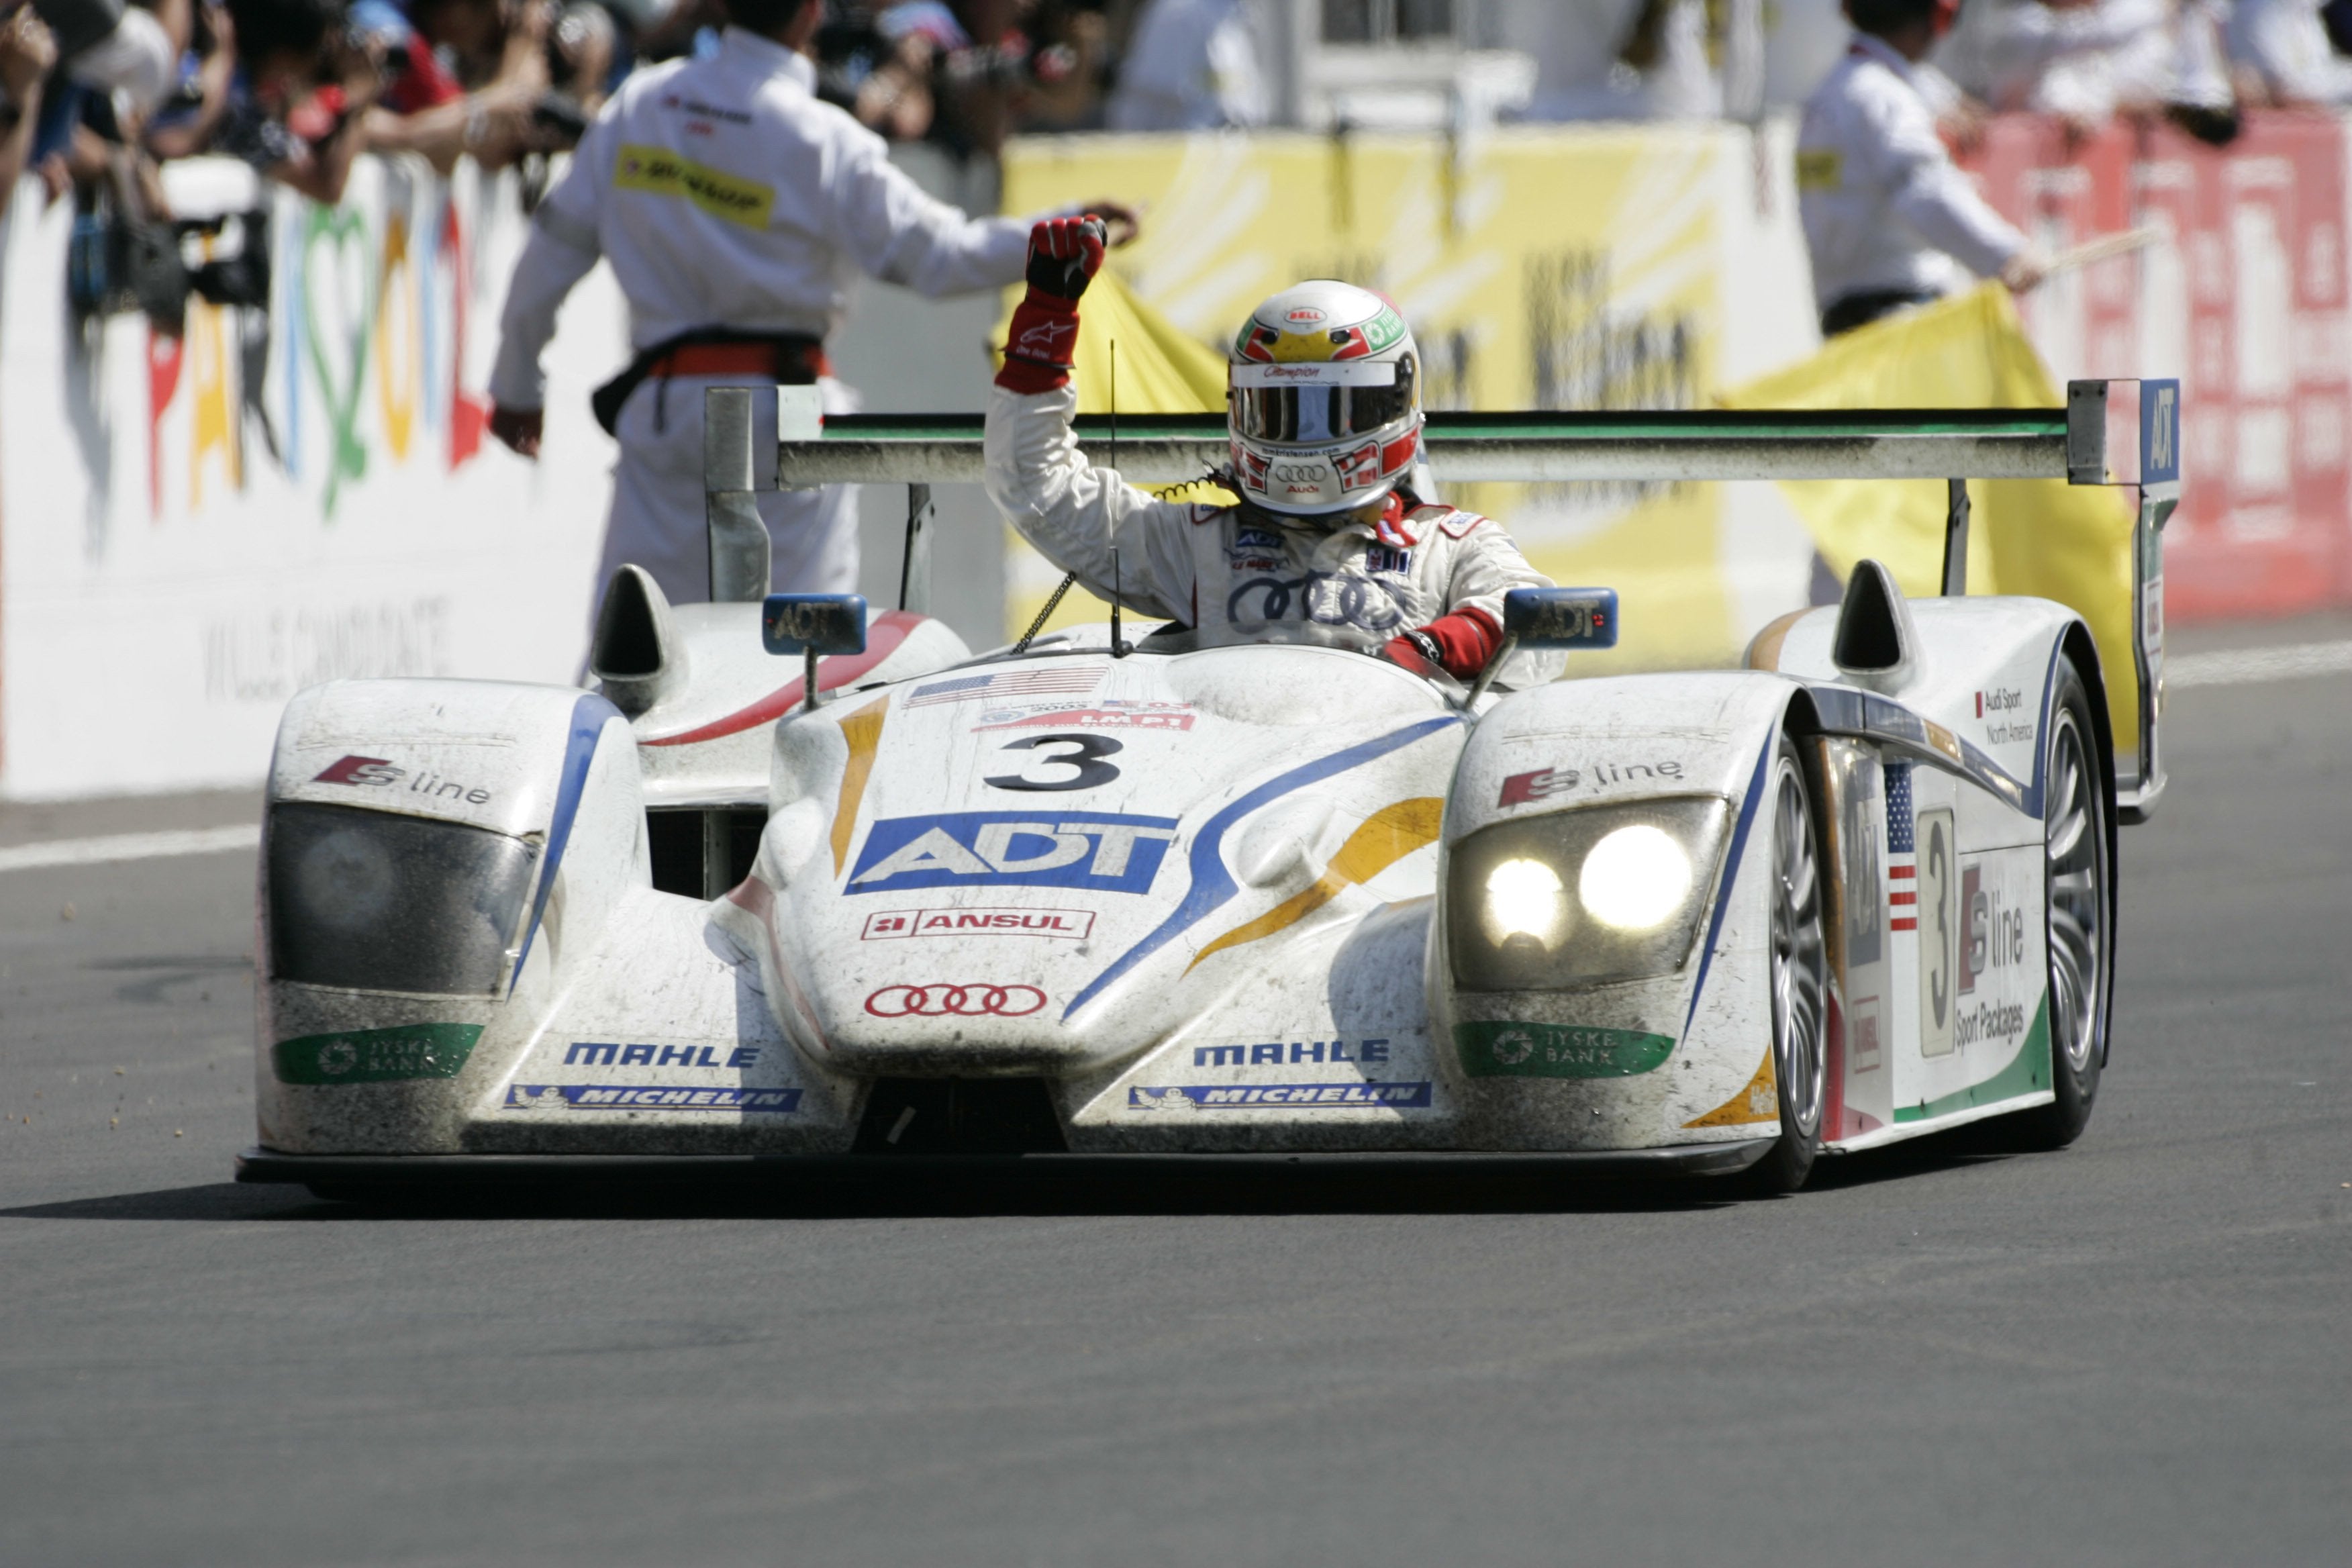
[1226,281,1422,518]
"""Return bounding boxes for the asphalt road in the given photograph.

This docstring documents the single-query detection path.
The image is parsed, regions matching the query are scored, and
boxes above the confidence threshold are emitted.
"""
[3,622,2347,1566]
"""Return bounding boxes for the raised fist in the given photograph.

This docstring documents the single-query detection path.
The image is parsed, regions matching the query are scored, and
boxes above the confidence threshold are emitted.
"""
[1024,215,1107,303]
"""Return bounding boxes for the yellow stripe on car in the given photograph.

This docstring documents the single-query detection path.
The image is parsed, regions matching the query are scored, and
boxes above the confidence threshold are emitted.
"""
[1187,797,1443,970]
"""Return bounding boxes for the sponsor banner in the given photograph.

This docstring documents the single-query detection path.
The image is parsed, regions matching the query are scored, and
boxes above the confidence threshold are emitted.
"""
[1128,1081,1432,1110]
[505,1084,803,1112]
[273,1022,482,1085]
[1455,1020,1673,1079]
[0,156,626,799]
[846,810,1180,895]
[862,905,1095,940]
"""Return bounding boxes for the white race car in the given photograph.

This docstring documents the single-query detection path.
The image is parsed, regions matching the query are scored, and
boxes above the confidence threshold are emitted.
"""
[236,381,2179,1197]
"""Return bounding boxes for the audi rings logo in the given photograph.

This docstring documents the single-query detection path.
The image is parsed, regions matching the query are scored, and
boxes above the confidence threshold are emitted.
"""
[865,984,1049,1018]
[1271,464,1325,483]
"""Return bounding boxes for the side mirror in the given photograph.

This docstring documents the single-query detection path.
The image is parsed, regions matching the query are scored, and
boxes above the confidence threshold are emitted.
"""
[763,593,867,656]
[1464,588,1618,711]
[1503,587,1617,650]
[763,593,867,713]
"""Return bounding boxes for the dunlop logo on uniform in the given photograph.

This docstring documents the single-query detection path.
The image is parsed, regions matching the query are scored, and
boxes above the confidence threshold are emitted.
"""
[614,144,774,228]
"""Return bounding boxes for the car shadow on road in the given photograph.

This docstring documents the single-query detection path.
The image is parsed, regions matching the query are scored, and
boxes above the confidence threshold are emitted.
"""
[0,1134,2022,1222]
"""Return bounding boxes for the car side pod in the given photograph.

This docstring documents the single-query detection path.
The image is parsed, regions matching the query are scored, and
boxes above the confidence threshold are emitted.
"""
[1463,587,1619,708]
[763,593,867,713]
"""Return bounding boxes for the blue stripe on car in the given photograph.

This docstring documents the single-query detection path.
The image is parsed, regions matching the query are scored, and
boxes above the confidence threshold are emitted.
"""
[1061,715,1462,1019]
[510,692,625,993]
[1679,738,1773,1043]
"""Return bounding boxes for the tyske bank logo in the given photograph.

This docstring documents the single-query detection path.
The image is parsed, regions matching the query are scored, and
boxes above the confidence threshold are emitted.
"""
[846,810,1180,895]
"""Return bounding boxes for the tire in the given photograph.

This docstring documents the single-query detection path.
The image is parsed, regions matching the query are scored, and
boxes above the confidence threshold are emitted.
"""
[2014,658,2111,1149]
[1744,734,1830,1195]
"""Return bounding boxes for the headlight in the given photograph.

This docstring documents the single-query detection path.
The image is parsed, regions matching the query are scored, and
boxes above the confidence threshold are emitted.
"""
[268,802,540,995]
[1447,796,1728,991]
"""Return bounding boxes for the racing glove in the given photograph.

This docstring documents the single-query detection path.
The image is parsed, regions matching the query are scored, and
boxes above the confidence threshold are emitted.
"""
[997,215,1106,395]
[1380,607,1503,681]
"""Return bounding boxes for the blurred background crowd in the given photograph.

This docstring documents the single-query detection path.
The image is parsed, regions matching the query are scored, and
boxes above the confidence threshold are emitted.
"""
[13,0,2352,226]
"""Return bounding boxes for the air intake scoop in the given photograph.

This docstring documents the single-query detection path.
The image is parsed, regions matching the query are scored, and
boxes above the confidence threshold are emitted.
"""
[1830,558,1920,693]
[590,565,685,717]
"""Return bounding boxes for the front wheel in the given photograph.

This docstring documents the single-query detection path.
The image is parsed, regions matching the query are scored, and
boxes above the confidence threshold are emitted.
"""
[1745,735,1829,1194]
[2014,658,2111,1149]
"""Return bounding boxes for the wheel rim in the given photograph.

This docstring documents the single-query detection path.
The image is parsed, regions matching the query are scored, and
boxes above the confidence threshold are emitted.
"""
[2045,708,2106,1073]
[1769,760,1828,1139]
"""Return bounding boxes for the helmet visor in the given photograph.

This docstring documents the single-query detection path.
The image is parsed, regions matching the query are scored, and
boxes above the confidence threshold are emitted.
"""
[1229,356,1416,444]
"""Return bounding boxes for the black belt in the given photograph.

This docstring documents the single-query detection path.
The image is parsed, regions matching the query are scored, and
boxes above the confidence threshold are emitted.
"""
[1820,289,1939,338]
[589,327,828,436]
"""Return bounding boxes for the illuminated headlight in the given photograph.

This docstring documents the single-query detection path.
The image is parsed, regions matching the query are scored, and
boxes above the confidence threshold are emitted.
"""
[268,802,540,996]
[1447,797,1728,991]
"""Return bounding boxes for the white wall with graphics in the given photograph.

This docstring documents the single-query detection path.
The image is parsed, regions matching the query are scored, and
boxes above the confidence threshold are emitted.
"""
[0,156,625,800]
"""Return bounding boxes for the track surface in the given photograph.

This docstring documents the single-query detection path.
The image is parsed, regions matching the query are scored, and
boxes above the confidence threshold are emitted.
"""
[3,624,2347,1565]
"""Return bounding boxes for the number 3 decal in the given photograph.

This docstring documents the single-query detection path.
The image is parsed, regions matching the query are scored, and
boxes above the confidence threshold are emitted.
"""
[985,733,1122,791]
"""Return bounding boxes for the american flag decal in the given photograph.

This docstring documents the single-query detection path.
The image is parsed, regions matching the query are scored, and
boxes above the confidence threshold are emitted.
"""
[1885,762,1917,932]
[906,666,1106,708]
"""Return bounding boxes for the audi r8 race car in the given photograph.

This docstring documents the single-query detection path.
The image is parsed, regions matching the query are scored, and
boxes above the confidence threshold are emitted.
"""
[236,381,2179,1196]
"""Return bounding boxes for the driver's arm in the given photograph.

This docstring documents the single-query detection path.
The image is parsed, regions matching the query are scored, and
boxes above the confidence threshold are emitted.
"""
[1387,517,1565,690]
[982,217,1194,622]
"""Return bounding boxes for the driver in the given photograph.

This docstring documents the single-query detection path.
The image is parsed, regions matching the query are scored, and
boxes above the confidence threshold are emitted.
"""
[984,217,1563,690]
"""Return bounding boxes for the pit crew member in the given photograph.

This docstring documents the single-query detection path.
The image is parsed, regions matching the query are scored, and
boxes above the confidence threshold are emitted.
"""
[487,0,1134,610]
[983,217,1563,691]
[1798,0,2049,336]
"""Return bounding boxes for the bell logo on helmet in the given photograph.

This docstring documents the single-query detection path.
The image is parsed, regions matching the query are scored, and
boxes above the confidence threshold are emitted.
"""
[1285,306,1327,324]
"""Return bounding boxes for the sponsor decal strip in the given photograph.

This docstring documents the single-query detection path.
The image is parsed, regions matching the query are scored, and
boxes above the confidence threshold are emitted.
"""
[1128,1081,1432,1110]
[643,612,922,746]
[507,1083,803,1112]
[905,665,1105,708]
[1891,993,2052,1123]
[1187,797,1442,971]
[828,695,891,875]
[273,1023,483,1085]
[1063,716,1462,1018]
[1456,1021,1674,1080]
[513,693,624,991]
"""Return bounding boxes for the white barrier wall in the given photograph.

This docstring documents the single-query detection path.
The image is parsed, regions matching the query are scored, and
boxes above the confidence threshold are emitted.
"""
[0,157,623,799]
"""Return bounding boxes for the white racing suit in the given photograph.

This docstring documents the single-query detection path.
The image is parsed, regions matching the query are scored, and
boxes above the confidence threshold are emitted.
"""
[983,384,1567,690]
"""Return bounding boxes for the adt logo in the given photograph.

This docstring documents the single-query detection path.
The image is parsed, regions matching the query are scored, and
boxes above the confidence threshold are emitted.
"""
[846,811,1180,895]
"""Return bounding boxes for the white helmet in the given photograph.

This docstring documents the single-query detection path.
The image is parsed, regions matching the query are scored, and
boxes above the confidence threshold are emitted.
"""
[1226,280,1422,518]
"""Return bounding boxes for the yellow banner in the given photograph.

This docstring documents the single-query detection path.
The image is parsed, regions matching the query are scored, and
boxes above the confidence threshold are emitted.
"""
[1723,285,2138,740]
[998,128,1769,663]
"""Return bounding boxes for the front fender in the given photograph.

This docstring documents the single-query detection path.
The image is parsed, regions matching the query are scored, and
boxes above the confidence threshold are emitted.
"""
[1432,673,1807,1150]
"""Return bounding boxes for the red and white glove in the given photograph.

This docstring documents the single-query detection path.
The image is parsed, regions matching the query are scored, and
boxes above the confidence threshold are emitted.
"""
[1380,607,1504,681]
[996,215,1107,395]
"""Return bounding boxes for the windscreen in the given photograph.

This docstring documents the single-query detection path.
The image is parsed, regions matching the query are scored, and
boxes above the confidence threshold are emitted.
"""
[268,802,540,995]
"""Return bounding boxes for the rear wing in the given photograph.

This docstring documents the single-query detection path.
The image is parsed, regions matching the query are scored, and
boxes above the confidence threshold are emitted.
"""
[701,377,2180,817]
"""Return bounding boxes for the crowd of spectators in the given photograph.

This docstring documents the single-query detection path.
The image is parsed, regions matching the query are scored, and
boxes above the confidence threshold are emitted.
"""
[9,0,2352,234]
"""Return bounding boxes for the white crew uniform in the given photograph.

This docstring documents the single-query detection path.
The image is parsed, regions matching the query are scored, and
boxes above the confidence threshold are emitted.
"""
[984,385,1565,690]
[491,27,1031,607]
[1797,33,2029,317]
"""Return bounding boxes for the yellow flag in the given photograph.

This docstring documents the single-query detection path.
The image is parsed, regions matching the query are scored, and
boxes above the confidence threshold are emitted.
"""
[1722,285,2138,741]
[993,266,1229,415]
